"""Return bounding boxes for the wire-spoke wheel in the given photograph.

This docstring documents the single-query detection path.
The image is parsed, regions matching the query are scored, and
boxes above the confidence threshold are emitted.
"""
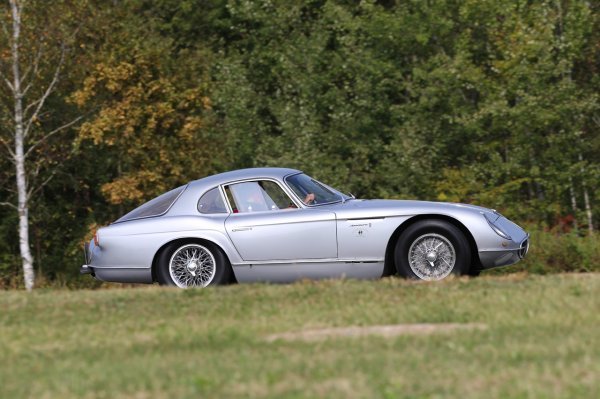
[408,233,456,280]
[169,244,216,288]
[395,219,471,281]
[156,241,232,288]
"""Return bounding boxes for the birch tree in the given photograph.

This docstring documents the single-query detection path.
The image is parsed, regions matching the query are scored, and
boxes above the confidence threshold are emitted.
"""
[0,0,82,290]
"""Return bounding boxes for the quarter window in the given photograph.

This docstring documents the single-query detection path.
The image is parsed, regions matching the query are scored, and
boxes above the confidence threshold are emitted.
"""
[197,187,227,214]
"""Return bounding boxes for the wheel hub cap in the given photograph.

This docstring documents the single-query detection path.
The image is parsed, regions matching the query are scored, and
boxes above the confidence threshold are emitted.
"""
[408,233,456,280]
[426,252,438,263]
[187,261,198,276]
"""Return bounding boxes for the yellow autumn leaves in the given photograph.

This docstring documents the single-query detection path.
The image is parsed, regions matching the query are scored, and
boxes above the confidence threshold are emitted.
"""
[73,59,214,205]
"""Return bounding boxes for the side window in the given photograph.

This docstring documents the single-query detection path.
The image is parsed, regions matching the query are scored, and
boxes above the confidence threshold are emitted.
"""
[225,180,296,213]
[197,187,227,214]
[261,181,295,209]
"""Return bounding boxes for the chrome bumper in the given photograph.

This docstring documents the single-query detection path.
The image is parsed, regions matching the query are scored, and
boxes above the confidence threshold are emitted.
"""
[83,242,91,264]
[518,235,530,259]
[81,242,95,276]
[80,264,93,275]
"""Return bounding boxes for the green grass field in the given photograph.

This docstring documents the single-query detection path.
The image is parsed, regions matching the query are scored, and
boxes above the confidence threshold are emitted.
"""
[1,274,599,398]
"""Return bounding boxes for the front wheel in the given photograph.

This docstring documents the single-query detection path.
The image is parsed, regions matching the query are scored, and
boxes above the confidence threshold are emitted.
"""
[157,241,232,288]
[394,220,471,281]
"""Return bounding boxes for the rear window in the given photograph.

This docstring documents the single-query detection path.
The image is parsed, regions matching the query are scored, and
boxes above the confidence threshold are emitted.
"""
[114,185,187,223]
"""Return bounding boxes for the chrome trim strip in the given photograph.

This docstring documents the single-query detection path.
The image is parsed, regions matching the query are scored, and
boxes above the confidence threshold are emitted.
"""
[225,218,335,227]
[344,217,386,221]
[87,265,152,270]
[231,258,384,266]
[478,248,520,252]
[231,227,252,232]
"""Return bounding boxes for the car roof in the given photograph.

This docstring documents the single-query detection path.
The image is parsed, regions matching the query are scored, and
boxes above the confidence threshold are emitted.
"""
[188,167,302,190]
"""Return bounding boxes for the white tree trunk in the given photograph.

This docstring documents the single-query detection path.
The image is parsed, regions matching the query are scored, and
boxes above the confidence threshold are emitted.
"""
[16,133,35,291]
[10,0,35,291]
[578,153,594,234]
[568,176,578,231]
[582,186,593,235]
[2,1,79,290]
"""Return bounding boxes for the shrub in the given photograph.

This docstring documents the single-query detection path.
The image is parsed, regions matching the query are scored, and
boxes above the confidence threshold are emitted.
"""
[484,228,599,275]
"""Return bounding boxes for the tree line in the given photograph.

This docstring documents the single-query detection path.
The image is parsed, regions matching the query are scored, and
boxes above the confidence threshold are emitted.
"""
[0,0,598,288]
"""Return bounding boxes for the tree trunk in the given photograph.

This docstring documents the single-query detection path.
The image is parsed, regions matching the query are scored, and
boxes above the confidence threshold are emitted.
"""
[582,186,593,234]
[10,0,35,291]
[568,176,578,231]
[578,153,594,234]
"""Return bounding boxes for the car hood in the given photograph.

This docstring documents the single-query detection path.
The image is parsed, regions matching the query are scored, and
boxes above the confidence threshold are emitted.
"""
[322,199,497,219]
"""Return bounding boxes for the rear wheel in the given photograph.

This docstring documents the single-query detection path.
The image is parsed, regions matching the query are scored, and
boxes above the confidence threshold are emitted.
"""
[157,241,232,288]
[395,220,471,280]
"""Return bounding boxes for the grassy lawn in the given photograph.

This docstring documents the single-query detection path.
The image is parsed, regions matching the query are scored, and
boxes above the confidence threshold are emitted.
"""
[1,274,599,398]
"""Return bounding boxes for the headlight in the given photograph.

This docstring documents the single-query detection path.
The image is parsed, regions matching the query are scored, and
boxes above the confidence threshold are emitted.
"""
[483,213,512,240]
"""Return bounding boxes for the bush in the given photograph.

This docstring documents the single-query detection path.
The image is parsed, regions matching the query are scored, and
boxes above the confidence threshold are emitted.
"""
[484,228,600,275]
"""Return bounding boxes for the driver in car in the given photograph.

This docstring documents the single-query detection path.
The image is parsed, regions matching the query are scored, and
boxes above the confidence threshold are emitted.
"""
[303,193,315,204]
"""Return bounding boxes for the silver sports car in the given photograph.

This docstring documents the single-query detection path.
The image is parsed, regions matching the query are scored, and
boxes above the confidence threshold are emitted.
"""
[81,168,529,287]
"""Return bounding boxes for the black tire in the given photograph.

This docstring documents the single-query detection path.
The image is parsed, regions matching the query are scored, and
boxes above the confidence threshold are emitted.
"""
[394,219,471,280]
[156,240,232,287]
[468,268,481,277]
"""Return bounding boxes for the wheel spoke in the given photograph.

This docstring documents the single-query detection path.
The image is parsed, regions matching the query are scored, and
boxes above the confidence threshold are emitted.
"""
[168,244,217,288]
[408,233,455,281]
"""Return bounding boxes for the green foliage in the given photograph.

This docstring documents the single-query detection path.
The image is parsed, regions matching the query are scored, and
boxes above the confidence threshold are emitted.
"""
[486,227,600,275]
[0,0,598,285]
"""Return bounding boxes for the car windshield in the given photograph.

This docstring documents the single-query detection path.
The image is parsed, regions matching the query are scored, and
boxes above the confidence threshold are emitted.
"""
[285,173,346,206]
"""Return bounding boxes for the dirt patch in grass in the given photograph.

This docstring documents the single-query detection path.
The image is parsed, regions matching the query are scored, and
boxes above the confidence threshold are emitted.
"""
[265,323,488,342]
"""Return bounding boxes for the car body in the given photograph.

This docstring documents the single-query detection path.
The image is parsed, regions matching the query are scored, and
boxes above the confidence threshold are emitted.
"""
[81,167,529,287]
